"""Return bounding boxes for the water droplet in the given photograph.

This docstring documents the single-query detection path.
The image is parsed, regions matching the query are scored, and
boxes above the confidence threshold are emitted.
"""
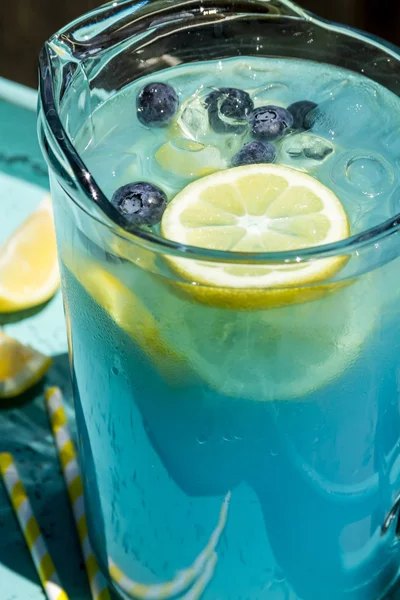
[273,570,286,583]
[196,435,208,445]
[112,366,119,376]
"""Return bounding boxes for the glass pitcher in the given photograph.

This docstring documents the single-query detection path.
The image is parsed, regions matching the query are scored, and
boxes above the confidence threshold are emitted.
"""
[38,1,400,599]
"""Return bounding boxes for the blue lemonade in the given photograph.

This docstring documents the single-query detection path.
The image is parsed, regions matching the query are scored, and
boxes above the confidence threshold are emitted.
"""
[51,57,400,600]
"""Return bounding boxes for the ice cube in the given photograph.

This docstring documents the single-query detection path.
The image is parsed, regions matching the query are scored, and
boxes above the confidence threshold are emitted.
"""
[331,151,394,197]
[173,88,210,141]
[305,78,384,143]
[233,61,278,82]
[252,83,290,108]
[112,151,143,184]
[171,87,248,158]
[278,133,334,170]
[383,126,400,156]
[155,138,227,179]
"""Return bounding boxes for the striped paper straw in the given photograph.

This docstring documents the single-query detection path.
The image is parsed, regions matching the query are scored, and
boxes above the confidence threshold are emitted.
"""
[0,453,69,600]
[109,491,231,599]
[181,552,217,600]
[45,387,110,600]
[46,387,230,600]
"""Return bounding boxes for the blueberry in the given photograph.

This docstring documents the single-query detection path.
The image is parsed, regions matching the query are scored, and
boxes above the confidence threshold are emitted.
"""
[205,88,254,134]
[111,182,167,228]
[249,106,294,141]
[287,100,318,130]
[137,82,179,127]
[232,141,276,167]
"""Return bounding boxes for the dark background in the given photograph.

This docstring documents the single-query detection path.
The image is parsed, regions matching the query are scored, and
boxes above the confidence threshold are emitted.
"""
[0,0,399,88]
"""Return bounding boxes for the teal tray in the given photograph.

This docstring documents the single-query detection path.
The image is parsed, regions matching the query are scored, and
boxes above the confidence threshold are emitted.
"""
[0,78,90,600]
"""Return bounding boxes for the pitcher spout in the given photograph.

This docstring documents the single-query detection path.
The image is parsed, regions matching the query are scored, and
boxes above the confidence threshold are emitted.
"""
[265,0,307,17]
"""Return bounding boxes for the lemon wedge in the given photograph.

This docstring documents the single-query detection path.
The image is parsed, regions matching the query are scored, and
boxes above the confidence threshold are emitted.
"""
[0,195,60,313]
[161,164,349,290]
[0,331,52,398]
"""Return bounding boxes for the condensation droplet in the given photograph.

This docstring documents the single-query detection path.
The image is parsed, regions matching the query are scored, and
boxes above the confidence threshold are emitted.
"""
[196,435,208,445]
[274,570,286,583]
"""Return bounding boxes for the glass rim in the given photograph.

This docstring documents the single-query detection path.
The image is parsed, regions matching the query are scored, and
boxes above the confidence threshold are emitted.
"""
[38,0,400,265]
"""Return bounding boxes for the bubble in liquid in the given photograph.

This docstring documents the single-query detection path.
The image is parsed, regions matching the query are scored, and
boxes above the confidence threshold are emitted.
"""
[331,151,394,197]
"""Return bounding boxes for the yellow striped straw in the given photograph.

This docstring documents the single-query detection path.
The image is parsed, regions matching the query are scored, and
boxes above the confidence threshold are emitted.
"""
[46,387,230,600]
[45,387,111,600]
[108,491,231,600]
[0,453,69,600]
[111,552,218,600]
[181,552,217,600]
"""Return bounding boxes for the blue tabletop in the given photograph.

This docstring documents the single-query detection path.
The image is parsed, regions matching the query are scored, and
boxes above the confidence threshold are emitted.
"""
[0,78,90,600]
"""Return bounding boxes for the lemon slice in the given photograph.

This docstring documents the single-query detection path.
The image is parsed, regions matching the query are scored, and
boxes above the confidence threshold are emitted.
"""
[64,251,375,402]
[0,331,52,398]
[161,164,349,289]
[0,195,60,313]
[174,278,376,402]
[63,252,192,387]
